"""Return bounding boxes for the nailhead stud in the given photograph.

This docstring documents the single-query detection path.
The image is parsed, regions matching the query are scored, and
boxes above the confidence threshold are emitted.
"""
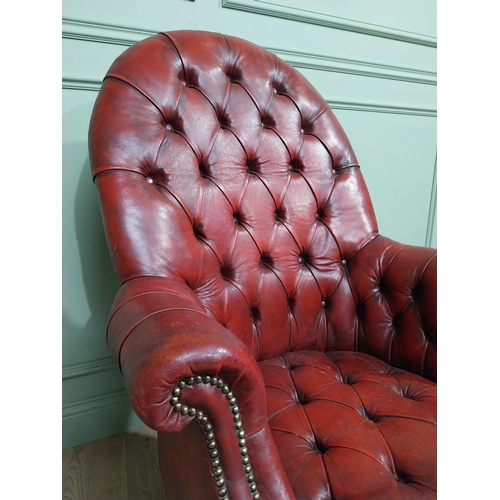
[171,376,260,499]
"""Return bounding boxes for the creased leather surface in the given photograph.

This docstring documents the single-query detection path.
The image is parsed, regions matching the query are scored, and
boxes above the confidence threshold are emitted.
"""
[261,351,436,500]
[89,30,437,500]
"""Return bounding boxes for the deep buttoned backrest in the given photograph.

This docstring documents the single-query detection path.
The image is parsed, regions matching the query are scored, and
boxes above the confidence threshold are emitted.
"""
[89,30,379,362]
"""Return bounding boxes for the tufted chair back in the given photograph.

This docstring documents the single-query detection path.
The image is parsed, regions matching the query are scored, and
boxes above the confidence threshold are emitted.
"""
[90,30,435,381]
[89,30,437,500]
[91,29,372,351]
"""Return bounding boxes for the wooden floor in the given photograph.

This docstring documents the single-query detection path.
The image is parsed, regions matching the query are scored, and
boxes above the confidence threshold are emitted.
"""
[62,426,167,500]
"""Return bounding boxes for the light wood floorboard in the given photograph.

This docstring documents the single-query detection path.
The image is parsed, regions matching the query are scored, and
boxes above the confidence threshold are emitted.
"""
[62,426,167,500]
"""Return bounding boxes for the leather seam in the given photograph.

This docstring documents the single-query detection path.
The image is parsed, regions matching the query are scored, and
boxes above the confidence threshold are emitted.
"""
[107,289,203,345]
[104,74,164,118]
[92,165,145,182]
[115,307,210,374]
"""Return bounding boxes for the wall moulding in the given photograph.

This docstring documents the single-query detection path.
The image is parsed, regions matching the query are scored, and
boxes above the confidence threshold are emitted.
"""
[62,18,153,46]
[327,100,436,118]
[63,77,435,117]
[62,356,141,448]
[62,77,102,92]
[62,356,117,381]
[62,388,129,419]
[222,0,437,48]
[62,19,436,87]
[425,154,437,248]
[271,47,435,86]
[62,386,141,449]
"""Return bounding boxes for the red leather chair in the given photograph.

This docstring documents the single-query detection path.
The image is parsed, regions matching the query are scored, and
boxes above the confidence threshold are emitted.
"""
[89,30,436,500]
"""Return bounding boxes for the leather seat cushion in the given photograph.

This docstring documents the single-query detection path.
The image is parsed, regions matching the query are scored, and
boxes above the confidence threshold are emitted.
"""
[259,351,437,500]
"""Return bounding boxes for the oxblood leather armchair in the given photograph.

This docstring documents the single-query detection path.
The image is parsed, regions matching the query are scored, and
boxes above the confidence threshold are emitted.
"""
[89,30,437,500]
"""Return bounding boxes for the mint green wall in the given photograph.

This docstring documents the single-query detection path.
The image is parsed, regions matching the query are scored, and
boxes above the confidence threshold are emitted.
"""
[62,0,436,448]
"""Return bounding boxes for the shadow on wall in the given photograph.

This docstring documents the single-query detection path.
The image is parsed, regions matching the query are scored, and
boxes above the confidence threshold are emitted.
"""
[62,138,119,362]
[62,101,138,446]
[75,152,117,346]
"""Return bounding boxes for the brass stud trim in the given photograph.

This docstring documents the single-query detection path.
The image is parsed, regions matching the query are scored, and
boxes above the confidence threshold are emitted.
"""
[170,375,260,500]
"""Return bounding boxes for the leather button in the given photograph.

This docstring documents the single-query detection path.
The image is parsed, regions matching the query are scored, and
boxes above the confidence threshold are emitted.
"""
[289,159,302,173]
[233,212,242,225]
[261,114,275,128]
[146,177,154,184]
[166,124,173,131]
[321,300,326,308]
[356,303,363,317]
[260,253,272,267]
[275,206,285,221]
[298,256,305,264]
[246,158,259,175]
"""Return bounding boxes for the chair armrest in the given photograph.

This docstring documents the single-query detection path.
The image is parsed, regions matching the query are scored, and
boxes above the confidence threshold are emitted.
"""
[107,276,262,431]
[349,235,437,382]
[107,275,295,500]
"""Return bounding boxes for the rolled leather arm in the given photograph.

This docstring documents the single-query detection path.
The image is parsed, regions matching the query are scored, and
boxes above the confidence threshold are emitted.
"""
[348,235,437,382]
[107,275,296,500]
